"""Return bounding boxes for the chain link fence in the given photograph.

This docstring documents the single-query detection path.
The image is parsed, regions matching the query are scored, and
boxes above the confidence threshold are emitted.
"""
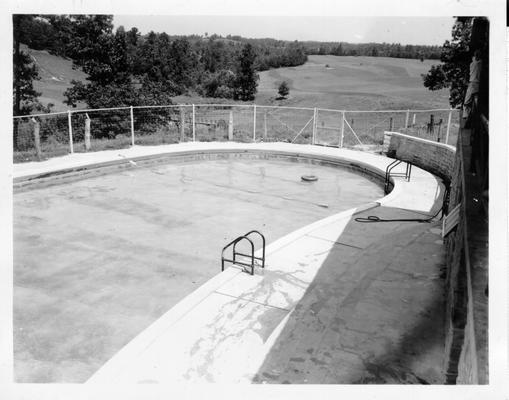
[13,104,459,163]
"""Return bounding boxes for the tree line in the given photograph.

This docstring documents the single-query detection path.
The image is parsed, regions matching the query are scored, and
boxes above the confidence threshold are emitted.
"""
[302,41,442,60]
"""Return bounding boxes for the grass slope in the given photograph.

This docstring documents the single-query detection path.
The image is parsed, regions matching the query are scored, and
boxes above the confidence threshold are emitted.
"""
[23,44,88,112]
[256,55,449,110]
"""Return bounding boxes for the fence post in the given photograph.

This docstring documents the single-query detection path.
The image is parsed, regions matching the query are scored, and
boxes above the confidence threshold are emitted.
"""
[192,104,196,141]
[340,111,345,148]
[228,110,233,140]
[67,110,74,154]
[445,109,453,145]
[312,107,317,145]
[85,113,91,151]
[130,106,135,146]
[405,110,410,128]
[428,114,434,134]
[263,110,267,140]
[412,113,416,126]
[31,118,42,160]
[180,107,185,142]
[253,104,257,142]
[389,117,393,131]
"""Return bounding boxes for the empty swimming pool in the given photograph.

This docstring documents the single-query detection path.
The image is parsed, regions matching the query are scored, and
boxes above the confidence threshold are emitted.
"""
[13,151,384,382]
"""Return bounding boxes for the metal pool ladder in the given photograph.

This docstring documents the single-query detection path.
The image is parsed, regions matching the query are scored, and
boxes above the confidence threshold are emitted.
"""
[384,159,412,194]
[221,230,266,275]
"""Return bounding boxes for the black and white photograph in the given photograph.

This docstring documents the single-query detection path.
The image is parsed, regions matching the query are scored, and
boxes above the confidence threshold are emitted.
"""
[1,0,507,398]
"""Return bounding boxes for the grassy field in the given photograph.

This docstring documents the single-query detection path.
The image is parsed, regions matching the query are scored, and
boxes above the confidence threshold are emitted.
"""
[255,55,450,110]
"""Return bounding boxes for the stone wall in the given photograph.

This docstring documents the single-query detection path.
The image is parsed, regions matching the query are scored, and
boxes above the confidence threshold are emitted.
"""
[383,132,456,183]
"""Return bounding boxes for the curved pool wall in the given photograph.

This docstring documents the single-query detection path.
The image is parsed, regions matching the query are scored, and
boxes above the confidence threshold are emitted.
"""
[15,145,389,192]
[14,141,443,228]
[13,142,447,383]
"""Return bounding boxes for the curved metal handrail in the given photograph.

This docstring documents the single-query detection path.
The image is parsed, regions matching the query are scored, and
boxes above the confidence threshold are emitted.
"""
[221,231,266,275]
[384,159,412,194]
[243,230,266,269]
[222,235,255,275]
[232,236,255,267]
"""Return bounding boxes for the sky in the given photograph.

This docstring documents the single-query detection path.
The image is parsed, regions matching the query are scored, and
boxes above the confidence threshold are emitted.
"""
[112,16,455,46]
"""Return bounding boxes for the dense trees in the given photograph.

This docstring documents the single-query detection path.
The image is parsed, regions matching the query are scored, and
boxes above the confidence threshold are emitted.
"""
[202,69,236,98]
[60,19,309,106]
[303,41,441,60]
[13,15,41,116]
[233,44,259,101]
[14,15,69,57]
[63,16,143,109]
[13,15,50,149]
[64,22,181,108]
[422,18,473,108]
[253,40,308,70]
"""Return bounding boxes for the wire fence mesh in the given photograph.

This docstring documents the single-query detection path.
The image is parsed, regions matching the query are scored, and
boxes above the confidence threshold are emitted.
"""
[133,105,188,146]
[13,113,70,163]
[71,108,133,153]
[342,111,408,151]
[315,109,460,151]
[315,109,343,147]
[257,106,314,144]
[399,109,460,144]
[194,105,253,142]
[12,105,459,163]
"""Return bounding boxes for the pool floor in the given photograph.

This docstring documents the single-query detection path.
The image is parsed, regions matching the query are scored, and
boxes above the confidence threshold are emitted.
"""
[13,157,383,382]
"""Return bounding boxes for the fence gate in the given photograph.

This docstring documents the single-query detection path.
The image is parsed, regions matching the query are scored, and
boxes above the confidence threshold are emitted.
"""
[314,109,344,147]
[256,106,314,144]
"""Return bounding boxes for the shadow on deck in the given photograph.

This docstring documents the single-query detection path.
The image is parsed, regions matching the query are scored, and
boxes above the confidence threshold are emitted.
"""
[253,205,447,384]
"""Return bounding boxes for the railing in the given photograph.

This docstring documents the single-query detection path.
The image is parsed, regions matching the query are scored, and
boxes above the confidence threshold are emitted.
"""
[221,230,266,276]
[384,159,412,195]
[12,104,459,163]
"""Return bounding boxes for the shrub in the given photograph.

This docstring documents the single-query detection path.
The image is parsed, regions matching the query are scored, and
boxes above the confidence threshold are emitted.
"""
[277,81,290,99]
[202,70,236,98]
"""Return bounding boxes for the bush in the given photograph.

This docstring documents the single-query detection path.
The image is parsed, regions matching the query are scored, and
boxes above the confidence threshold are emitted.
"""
[202,70,236,98]
[277,81,290,99]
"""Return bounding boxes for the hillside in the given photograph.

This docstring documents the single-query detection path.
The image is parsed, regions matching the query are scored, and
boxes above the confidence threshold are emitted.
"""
[22,44,88,112]
[256,55,450,110]
[23,47,449,113]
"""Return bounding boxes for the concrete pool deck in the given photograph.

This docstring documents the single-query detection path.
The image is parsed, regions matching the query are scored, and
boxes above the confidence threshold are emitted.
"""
[14,142,447,384]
